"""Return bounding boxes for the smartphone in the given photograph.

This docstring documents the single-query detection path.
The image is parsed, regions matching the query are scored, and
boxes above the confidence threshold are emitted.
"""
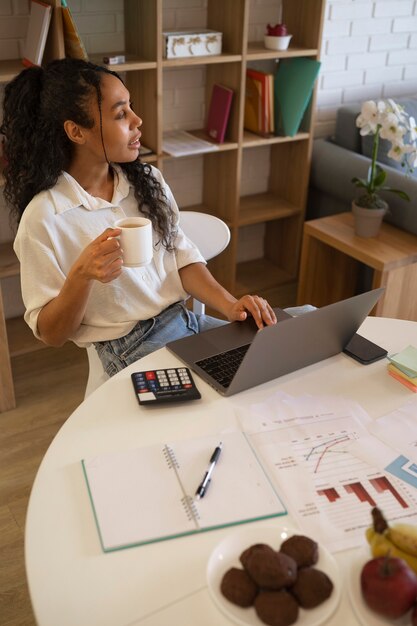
[343,333,388,365]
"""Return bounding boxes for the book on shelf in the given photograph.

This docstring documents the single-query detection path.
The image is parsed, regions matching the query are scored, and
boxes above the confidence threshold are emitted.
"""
[82,431,286,552]
[61,0,88,60]
[162,130,219,157]
[22,0,52,67]
[205,83,234,144]
[274,57,321,137]
[244,69,274,136]
[244,72,262,134]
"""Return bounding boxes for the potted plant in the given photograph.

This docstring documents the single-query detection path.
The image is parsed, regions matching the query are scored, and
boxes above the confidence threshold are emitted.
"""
[264,23,292,51]
[352,99,417,237]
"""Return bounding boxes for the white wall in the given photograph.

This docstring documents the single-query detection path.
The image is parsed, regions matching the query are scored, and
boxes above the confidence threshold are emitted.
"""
[317,0,417,136]
[1,0,417,317]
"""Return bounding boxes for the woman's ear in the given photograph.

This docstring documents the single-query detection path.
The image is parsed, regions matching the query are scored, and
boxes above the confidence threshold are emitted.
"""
[63,120,86,145]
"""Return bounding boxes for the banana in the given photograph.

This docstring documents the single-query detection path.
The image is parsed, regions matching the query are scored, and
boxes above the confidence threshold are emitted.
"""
[388,524,417,557]
[366,526,417,574]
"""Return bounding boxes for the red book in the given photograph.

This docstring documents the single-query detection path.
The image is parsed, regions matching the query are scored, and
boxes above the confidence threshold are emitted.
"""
[206,84,234,144]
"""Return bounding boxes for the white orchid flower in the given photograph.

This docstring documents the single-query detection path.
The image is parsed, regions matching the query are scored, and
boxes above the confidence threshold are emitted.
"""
[356,100,379,134]
[407,149,417,169]
[408,116,417,142]
[353,98,415,208]
[379,113,407,143]
[387,98,406,123]
[387,143,406,162]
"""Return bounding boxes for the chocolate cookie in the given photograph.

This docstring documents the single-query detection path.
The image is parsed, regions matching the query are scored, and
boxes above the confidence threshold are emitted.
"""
[220,567,258,607]
[240,543,276,570]
[254,590,299,626]
[290,567,333,608]
[245,549,297,590]
[280,534,319,568]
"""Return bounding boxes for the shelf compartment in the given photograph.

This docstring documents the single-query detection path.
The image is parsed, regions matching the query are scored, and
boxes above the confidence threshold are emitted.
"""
[6,316,45,357]
[238,193,300,226]
[246,43,319,61]
[0,242,19,279]
[236,212,304,288]
[235,258,294,296]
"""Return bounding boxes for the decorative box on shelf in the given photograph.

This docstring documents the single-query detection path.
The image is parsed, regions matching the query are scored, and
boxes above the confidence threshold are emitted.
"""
[163,29,222,59]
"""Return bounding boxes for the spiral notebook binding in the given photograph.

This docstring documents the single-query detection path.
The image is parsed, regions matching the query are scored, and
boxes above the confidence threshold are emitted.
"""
[181,495,200,522]
[163,444,179,470]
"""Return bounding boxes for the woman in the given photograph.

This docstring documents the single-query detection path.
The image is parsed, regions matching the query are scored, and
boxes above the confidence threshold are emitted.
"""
[1,58,276,376]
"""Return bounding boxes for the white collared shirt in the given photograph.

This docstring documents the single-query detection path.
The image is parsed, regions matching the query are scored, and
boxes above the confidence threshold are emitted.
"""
[13,166,205,346]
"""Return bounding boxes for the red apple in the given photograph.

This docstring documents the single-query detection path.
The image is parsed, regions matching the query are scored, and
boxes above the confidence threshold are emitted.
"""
[360,556,417,619]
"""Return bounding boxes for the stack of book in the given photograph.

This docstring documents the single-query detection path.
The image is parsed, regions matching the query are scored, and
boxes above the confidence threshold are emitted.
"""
[387,345,417,392]
[243,58,321,138]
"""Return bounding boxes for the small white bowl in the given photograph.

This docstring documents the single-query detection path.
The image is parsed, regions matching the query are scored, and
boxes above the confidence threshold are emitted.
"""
[264,34,292,51]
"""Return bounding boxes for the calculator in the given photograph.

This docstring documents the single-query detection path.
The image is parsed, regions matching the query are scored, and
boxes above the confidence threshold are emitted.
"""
[131,367,201,405]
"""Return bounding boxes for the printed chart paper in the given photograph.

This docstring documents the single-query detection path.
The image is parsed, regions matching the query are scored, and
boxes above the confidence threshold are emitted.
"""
[239,392,417,552]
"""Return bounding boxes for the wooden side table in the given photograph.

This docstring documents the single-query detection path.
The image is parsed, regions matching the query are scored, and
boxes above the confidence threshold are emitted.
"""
[297,212,417,321]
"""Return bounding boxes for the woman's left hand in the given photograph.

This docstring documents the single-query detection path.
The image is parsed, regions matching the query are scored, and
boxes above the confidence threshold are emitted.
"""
[226,295,277,329]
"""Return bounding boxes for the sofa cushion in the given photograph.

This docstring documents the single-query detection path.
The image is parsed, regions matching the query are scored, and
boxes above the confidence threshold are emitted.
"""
[334,105,362,153]
[361,98,417,179]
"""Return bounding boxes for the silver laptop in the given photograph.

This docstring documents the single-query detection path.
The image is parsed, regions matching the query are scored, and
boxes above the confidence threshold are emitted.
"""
[166,288,384,396]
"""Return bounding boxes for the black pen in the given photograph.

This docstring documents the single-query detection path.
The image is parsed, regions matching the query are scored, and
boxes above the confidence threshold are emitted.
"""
[195,442,223,500]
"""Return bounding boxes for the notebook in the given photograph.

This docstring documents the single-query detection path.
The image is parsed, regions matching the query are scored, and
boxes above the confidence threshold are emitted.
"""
[22,0,52,67]
[82,431,286,552]
[167,288,384,397]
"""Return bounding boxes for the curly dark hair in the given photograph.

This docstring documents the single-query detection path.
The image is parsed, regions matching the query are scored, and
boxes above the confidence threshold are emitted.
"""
[0,58,176,249]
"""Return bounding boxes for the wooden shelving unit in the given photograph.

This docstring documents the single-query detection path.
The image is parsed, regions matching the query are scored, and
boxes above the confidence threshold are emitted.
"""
[0,0,325,411]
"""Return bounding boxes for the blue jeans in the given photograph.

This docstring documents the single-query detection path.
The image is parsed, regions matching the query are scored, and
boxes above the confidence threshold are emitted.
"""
[94,301,227,377]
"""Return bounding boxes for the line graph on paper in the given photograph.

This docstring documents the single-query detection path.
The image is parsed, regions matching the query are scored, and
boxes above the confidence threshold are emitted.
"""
[249,419,417,551]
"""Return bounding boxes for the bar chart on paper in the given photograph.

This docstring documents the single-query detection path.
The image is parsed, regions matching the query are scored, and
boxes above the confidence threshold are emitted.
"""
[249,417,417,551]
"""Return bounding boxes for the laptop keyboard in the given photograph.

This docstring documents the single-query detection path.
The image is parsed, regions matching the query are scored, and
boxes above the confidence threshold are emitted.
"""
[195,343,250,388]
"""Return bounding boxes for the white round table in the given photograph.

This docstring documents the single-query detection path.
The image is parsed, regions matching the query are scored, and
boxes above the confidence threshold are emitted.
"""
[25,317,417,626]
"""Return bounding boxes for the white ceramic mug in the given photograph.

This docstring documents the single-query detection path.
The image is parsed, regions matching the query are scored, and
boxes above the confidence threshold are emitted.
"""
[114,217,153,267]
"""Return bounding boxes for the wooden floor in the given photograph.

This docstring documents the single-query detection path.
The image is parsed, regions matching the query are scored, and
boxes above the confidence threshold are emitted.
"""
[0,343,88,626]
[0,283,297,625]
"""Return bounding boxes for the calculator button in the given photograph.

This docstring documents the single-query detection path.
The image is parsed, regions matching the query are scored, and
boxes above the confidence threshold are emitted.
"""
[146,371,156,380]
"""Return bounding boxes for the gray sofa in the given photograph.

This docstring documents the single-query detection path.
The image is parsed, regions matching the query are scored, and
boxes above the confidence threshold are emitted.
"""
[307,98,417,235]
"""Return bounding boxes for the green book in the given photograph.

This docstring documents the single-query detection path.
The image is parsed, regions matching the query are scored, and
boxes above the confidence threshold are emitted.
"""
[274,57,321,137]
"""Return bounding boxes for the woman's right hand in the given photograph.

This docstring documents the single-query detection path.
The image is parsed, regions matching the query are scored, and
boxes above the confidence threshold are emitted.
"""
[72,228,123,283]
[37,228,123,347]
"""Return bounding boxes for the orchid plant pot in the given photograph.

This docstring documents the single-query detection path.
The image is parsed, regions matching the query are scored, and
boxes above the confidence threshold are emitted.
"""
[351,200,388,238]
[351,99,416,239]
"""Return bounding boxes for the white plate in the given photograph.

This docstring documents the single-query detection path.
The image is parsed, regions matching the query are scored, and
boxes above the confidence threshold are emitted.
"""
[347,547,412,626]
[206,524,341,626]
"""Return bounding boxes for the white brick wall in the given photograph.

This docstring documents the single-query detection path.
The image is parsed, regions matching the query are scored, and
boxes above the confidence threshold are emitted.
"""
[317,0,417,137]
[1,0,417,314]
